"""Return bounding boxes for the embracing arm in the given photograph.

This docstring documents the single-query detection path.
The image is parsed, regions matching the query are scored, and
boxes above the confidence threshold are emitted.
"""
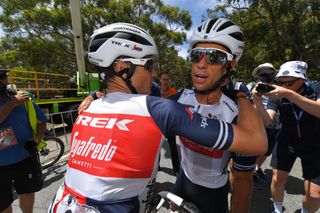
[147,95,267,156]
[228,96,267,156]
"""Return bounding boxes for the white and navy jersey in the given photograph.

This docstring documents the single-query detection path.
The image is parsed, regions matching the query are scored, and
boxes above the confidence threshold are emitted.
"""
[50,92,234,212]
[177,89,255,188]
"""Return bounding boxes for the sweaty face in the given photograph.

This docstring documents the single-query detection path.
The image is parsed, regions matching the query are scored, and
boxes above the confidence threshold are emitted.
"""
[191,43,231,91]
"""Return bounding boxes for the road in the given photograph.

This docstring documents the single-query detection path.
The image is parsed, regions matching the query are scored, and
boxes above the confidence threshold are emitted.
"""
[12,135,315,213]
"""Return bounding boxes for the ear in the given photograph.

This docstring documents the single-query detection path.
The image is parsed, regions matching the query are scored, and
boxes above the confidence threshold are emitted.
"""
[229,59,238,71]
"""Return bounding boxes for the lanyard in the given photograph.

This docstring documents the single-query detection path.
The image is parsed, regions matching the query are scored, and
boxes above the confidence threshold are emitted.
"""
[289,102,304,139]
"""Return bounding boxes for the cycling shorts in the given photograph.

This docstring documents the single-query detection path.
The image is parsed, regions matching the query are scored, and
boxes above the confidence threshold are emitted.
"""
[270,140,320,180]
[0,156,43,211]
[172,169,229,213]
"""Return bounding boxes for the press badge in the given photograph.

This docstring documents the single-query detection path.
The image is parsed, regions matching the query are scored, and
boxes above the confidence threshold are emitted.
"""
[0,127,17,149]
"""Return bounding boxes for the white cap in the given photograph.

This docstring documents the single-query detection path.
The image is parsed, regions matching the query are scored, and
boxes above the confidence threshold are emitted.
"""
[276,61,308,80]
[252,63,277,79]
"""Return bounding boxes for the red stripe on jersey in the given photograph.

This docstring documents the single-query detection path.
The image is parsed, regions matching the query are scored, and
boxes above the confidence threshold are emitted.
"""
[180,136,223,158]
[185,106,193,119]
[68,112,162,178]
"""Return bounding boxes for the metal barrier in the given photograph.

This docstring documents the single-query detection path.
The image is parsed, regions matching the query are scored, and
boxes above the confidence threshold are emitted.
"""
[45,110,78,145]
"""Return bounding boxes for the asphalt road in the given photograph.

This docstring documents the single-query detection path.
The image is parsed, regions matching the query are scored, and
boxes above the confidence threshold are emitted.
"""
[12,134,316,213]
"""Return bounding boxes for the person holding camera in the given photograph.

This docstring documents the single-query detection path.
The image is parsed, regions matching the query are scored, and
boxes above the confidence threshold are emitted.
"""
[252,61,320,213]
[251,63,281,189]
[0,69,47,213]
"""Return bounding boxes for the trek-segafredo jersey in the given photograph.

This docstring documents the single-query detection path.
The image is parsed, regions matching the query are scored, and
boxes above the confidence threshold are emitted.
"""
[49,92,234,212]
[177,89,255,188]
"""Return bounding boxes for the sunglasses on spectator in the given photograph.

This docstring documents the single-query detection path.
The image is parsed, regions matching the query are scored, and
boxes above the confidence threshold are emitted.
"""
[189,48,233,65]
[276,78,299,87]
[121,58,155,72]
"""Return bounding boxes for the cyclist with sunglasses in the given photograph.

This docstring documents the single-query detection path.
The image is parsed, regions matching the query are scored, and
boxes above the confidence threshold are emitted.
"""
[48,22,267,213]
[252,61,320,213]
[168,18,257,213]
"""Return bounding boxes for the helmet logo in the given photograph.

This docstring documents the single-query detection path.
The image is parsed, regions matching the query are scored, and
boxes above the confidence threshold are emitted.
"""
[111,40,130,48]
[132,44,142,52]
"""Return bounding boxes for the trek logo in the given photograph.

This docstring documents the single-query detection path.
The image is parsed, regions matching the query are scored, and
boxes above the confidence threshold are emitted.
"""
[75,115,133,131]
[111,40,130,49]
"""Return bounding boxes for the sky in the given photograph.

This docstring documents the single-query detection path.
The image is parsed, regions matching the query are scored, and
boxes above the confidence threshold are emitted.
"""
[0,1,215,58]
[162,0,217,58]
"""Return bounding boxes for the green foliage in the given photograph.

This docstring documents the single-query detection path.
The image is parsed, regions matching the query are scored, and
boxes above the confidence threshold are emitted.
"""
[208,0,320,82]
[0,0,192,87]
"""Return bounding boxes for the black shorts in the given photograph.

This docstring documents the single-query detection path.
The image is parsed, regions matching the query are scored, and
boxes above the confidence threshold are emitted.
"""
[270,141,320,180]
[0,156,43,211]
[265,128,279,156]
[172,169,229,213]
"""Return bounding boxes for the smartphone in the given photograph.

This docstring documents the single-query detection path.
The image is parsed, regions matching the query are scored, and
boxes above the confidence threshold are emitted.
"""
[256,83,275,94]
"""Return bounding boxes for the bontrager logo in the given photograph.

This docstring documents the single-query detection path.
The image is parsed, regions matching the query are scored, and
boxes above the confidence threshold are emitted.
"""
[76,115,133,131]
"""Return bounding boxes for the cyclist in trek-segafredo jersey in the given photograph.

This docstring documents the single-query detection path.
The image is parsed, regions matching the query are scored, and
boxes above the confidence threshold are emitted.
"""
[48,23,267,213]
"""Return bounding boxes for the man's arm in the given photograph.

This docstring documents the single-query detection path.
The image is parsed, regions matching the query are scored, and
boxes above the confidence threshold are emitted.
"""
[252,92,277,127]
[147,95,268,156]
[227,95,267,155]
[0,93,30,123]
[78,91,105,114]
[267,85,320,118]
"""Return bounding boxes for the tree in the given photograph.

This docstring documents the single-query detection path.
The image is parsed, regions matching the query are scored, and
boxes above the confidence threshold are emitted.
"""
[207,0,320,81]
[0,0,193,86]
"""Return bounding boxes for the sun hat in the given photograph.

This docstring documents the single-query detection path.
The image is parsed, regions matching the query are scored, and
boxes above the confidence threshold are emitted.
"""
[252,63,277,79]
[276,61,308,80]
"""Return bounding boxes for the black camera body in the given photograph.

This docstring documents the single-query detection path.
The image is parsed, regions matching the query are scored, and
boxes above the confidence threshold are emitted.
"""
[256,83,275,94]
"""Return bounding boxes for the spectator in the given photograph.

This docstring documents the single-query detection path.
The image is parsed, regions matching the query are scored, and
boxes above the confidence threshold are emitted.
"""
[0,69,47,213]
[251,63,281,189]
[253,61,320,213]
[159,72,176,98]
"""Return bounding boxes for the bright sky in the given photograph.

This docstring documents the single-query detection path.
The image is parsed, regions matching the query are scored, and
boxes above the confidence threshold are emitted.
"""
[0,1,214,57]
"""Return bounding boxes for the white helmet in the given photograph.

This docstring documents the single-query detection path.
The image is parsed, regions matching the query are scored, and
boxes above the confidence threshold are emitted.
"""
[189,18,244,62]
[88,23,158,67]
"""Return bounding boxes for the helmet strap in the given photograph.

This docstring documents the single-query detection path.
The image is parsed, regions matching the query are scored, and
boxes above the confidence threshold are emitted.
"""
[115,65,138,94]
[194,63,234,94]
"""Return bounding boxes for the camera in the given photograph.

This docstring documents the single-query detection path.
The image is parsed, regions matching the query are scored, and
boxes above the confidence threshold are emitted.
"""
[256,83,275,94]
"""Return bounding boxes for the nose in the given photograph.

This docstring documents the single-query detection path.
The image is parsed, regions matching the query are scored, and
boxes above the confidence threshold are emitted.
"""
[197,54,208,68]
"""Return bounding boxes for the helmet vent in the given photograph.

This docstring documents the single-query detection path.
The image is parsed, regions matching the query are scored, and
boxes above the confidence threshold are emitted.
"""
[229,32,244,42]
[206,18,217,34]
[217,21,234,32]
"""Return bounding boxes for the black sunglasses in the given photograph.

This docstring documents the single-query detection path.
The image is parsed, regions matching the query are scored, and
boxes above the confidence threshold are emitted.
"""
[276,79,299,87]
[189,48,233,65]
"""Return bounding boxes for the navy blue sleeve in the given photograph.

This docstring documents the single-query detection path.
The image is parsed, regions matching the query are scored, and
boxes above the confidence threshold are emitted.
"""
[146,96,234,150]
[231,153,256,172]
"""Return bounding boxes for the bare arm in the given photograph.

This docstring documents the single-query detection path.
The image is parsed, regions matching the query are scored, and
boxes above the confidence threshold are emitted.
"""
[34,122,46,144]
[228,95,268,156]
[266,85,320,118]
[252,91,276,127]
[0,93,30,123]
[78,91,105,114]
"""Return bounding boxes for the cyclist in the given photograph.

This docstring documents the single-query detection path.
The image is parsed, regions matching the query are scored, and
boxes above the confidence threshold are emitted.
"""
[49,23,267,213]
[169,18,256,213]
[253,61,320,213]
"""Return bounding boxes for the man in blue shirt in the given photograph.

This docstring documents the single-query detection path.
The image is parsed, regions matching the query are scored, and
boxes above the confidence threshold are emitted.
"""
[0,69,47,213]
